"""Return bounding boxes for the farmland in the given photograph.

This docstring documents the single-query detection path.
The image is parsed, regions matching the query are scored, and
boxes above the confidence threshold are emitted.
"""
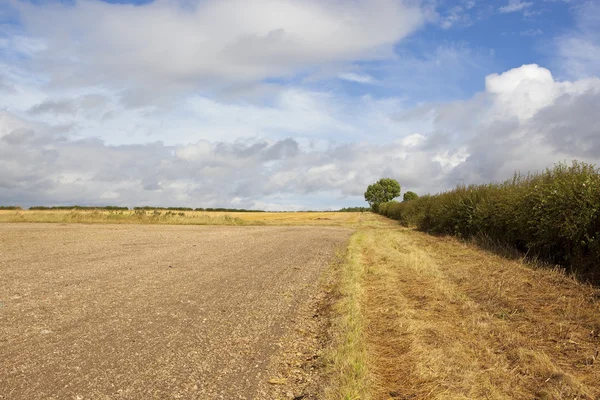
[0,209,374,227]
[1,212,600,399]
[0,223,351,399]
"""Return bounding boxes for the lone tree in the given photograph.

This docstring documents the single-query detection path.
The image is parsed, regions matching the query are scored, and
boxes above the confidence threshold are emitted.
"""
[403,191,419,202]
[364,178,401,211]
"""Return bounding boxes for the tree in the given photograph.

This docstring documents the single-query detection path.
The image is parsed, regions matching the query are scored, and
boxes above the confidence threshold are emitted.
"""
[403,191,419,202]
[364,178,401,211]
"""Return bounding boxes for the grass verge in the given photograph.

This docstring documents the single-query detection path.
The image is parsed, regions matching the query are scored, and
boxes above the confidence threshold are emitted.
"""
[324,231,371,400]
[338,226,600,399]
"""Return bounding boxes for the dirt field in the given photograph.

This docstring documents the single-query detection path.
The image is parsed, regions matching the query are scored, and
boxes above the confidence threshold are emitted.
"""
[0,223,351,399]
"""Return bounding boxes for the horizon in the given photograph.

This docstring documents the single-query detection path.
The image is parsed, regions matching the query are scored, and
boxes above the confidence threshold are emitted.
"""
[1,0,600,211]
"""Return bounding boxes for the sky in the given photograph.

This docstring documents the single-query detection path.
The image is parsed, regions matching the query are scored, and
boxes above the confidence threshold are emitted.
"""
[1,0,599,210]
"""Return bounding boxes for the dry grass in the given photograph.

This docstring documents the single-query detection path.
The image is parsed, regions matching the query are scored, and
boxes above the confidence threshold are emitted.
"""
[0,209,250,225]
[0,210,387,227]
[354,227,600,399]
[325,232,372,400]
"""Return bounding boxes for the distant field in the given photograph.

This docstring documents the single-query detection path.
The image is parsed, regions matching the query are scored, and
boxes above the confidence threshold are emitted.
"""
[0,209,384,227]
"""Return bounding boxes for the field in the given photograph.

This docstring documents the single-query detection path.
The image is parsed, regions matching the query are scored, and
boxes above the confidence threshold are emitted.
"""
[1,212,600,399]
[0,223,351,399]
[0,209,374,227]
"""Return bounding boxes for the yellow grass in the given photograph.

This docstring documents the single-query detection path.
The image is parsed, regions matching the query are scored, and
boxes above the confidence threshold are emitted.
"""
[0,210,387,227]
[325,232,372,400]
[347,227,600,399]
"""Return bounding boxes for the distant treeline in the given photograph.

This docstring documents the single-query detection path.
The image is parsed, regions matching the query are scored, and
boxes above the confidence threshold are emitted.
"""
[377,161,600,281]
[133,207,265,212]
[2,205,370,213]
[29,206,129,210]
[336,207,371,212]
[3,205,267,212]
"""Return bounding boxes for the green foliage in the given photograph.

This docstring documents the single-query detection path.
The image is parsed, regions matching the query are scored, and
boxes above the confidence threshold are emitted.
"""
[134,206,194,211]
[29,205,129,210]
[134,207,265,212]
[197,208,265,212]
[0,206,22,210]
[364,178,401,211]
[337,207,371,212]
[376,161,600,281]
[403,191,419,202]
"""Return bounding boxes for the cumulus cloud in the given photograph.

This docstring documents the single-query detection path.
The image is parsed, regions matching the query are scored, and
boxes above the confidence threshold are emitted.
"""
[2,64,600,209]
[1,0,600,209]
[0,109,440,209]
[432,64,600,183]
[13,0,423,93]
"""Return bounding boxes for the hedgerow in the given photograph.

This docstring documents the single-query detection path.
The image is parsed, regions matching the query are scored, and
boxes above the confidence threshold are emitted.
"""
[377,161,600,280]
[29,206,129,210]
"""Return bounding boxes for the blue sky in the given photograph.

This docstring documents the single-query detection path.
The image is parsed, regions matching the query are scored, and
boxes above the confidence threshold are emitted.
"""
[1,0,599,210]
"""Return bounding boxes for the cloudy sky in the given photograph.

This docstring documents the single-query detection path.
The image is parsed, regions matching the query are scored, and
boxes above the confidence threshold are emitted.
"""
[1,0,599,210]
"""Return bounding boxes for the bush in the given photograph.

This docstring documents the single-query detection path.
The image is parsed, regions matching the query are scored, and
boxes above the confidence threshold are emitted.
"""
[403,191,419,202]
[0,206,22,210]
[377,161,600,281]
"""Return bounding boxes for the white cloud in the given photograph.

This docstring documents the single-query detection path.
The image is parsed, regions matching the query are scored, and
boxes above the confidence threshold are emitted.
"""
[14,0,424,92]
[2,0,600,209]
[520,28,543,36]
[555,1,600,78]
[439,5,471,29]
[3,65,600,209]
[338,73,376,84]
[431,64,600,183]
[499,0,533,13]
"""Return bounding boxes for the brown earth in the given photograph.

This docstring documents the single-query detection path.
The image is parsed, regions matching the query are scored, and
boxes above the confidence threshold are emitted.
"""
[0,223,351,399]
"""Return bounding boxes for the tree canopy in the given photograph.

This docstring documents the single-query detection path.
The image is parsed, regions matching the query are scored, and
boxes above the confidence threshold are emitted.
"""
[364,178,401,210]
[403,191,419,202]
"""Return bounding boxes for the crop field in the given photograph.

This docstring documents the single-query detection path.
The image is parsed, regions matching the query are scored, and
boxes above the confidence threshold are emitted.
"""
[0,209,375,227]
[1,212,600,399]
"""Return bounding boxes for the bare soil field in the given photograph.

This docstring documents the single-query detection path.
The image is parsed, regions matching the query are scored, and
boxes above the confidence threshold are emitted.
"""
[0,223,351,399]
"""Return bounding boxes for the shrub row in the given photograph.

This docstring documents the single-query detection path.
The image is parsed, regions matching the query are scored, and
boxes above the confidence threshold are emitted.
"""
[29,206,129,210]
[133,207,265,212]
[337,207,371,212]
[378,161,600,280]
[22,206,265,212]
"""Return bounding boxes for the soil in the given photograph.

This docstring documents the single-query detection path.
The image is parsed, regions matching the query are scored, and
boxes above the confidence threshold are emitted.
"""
[0,223,351,399]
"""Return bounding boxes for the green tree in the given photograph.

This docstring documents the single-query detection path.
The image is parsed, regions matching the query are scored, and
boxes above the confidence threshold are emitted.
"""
[364,178,401,211]
[403,191,419,202]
